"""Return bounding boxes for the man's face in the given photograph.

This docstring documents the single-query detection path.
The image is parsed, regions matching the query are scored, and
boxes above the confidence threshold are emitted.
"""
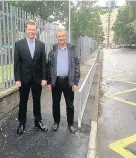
[56,31,67,45]
[26,24,37,39]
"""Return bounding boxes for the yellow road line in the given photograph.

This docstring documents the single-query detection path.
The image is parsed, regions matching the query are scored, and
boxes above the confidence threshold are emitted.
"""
[104,69,132,74]
[108,88,136,98]
[109,96,136,106]
[109,134,136,158]
[104,69,121,72]
[112,80,136,85]
[107,73,133,80]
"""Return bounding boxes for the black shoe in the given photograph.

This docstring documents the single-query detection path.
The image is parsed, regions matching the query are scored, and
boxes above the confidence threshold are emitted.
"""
[52,123,59,131]
[68,125,76,134]
[17,123,25,135]
[35,121,48,132]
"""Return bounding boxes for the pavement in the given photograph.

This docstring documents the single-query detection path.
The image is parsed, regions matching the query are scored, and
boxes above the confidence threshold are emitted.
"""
[0,49,100,158]
[98,48,136,158]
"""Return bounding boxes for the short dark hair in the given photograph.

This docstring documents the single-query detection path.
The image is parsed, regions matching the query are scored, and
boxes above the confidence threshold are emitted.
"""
[25,19,37,28]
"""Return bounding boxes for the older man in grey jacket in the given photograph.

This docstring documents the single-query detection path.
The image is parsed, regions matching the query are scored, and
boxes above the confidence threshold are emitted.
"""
[47,29,80,133]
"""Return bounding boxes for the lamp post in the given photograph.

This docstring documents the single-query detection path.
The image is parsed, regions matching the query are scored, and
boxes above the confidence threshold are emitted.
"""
[68,0,71,43]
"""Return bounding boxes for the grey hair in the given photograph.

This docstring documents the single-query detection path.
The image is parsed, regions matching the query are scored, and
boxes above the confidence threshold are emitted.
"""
[56,28,67,34]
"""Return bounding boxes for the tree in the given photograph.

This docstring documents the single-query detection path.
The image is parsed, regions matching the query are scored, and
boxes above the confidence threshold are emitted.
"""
[113,1,136,44]
[8,1,104,43]
[70,1,103,43]
[8,1,69,24]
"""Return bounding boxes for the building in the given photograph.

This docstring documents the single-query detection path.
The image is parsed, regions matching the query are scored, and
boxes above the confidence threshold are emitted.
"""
[100,8,118,47]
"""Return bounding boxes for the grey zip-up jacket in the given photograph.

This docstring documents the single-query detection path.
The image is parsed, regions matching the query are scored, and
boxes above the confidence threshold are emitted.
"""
[47,43,80,87]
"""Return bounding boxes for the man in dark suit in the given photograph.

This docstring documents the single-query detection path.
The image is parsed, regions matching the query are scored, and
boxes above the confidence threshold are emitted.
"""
[14,19,48,135]
[47,29,80,134]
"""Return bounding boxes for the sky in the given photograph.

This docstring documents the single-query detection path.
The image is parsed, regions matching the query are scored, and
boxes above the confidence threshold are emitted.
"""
[97,0,126,7]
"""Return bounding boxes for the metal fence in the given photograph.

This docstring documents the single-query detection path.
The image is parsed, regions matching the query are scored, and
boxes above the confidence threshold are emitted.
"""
[0,1,57,89]
[71,36,98,57]
[77,49,99,128]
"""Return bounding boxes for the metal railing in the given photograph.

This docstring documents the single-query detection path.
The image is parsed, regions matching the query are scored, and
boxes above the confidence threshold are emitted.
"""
[77,50,99,128]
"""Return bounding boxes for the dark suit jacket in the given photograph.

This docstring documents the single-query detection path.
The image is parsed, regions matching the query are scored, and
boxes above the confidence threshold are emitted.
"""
[14,38,46,84]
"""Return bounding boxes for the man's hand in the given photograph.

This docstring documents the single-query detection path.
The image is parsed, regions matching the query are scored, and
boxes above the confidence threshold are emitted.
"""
[41,80,47,86]
[72,85,78,92]
[47,84,52,91]
[15,81,21,87]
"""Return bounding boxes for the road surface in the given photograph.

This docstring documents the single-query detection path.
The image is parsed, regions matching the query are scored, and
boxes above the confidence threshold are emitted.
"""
[98,48,136,158]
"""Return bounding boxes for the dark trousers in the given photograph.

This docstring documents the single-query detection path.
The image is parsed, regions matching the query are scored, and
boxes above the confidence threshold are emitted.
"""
[18,78,42,124]
[52,77,74,126]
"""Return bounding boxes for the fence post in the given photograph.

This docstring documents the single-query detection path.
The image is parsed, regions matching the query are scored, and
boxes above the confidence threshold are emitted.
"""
[78,91,82,129]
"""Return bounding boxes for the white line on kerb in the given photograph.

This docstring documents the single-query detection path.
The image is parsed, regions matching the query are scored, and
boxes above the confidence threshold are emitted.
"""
[86,121,98,158]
